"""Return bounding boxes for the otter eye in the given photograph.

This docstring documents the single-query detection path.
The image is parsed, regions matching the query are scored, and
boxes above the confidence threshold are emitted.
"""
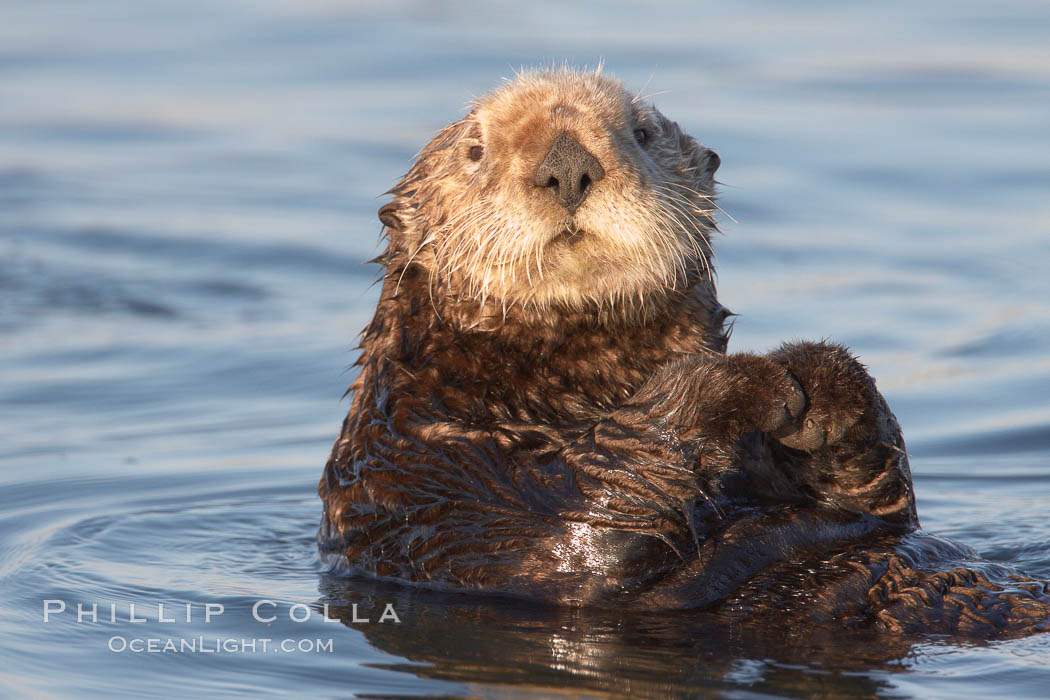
[468,145,484,161]
[633,128,648,146]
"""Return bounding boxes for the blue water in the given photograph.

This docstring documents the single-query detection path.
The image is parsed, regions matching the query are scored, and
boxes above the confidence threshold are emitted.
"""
[2,1,1049,697]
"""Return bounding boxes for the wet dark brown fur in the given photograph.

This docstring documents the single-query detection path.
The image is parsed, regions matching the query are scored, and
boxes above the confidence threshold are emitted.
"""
[318,68,1050,637]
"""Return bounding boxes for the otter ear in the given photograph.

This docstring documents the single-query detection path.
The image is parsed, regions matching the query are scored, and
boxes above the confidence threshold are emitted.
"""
[705,149,721,176]
[658,116,718,182]
[378,202,403,232]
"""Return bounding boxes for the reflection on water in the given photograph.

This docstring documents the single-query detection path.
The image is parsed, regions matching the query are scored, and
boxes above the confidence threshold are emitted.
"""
[2,0,1049,697]
[323,577,918,699]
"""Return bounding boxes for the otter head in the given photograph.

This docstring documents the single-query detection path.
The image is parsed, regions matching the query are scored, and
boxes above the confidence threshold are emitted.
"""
[380,67,721,322]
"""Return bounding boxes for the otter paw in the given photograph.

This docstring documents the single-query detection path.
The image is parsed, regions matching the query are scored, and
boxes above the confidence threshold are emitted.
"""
[710,353,811,436]
[768,341,874,452]
[760,370,808,436]
[778,412,855,451]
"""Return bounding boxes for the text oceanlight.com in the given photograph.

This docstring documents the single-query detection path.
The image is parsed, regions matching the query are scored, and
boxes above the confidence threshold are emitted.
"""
[107,637,335,654]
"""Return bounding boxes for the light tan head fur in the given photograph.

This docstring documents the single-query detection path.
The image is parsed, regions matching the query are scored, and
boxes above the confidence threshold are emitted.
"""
[381,67,722,324]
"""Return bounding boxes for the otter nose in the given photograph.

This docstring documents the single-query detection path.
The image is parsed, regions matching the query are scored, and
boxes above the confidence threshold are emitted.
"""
[533,132,605,213]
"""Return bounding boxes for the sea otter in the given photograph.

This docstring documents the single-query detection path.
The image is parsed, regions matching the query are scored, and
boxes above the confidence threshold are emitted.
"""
[319,67,1050,636]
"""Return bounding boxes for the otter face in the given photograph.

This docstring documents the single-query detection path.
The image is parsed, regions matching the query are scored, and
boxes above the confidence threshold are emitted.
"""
[387,68,721,318]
